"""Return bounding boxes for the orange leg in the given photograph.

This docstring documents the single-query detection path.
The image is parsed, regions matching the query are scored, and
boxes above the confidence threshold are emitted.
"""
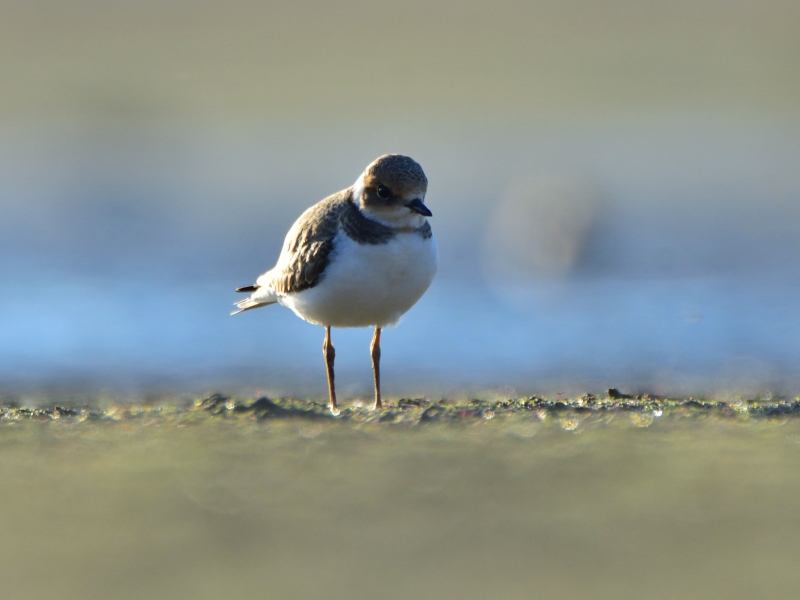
[371,326,382,409]
[323,326,338,415]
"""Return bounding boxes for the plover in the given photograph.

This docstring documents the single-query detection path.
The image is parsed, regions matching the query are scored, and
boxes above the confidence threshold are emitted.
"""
[232,154,437,414]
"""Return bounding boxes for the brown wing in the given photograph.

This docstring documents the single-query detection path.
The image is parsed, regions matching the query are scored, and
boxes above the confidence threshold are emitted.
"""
[270,192,347,296]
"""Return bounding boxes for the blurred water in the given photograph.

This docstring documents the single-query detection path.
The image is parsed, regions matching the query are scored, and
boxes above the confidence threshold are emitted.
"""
[2,117,800,395]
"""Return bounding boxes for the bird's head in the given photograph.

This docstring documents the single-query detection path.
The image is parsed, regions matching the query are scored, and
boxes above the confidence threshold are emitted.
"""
[352,154,431,228]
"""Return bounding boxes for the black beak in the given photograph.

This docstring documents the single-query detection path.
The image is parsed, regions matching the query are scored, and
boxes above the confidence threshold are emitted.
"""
[406,198,432,217]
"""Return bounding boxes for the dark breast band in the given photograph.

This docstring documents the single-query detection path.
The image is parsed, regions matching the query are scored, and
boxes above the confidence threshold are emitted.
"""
[273,190,432,296]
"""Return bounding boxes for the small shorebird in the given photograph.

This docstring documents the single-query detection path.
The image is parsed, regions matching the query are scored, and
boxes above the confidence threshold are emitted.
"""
[232,154,437,414]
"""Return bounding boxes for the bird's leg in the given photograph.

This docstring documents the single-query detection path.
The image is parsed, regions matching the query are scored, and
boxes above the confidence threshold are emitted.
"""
[323,326,338,415]
[371,326,382,410]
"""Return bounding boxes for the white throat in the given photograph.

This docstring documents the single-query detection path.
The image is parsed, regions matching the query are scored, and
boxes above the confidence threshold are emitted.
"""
[351,175,365,206]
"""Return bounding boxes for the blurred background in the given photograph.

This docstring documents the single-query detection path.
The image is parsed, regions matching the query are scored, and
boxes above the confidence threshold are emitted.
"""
[2,0,799,399]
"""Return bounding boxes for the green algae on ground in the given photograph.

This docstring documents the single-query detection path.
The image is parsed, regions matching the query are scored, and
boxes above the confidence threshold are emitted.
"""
[2,392,799,428]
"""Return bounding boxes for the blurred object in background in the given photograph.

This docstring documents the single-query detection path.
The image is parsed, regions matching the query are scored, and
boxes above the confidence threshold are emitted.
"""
[482,174,598,286]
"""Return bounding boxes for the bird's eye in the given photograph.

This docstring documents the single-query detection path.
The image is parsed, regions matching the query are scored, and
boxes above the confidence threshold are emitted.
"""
[376,185,391,199]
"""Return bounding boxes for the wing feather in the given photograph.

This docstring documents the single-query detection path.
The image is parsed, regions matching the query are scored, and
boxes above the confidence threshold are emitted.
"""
[270,192,347,295]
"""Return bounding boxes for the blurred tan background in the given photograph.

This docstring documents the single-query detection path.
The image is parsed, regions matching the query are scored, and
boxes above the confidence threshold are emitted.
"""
[2,0,798,118]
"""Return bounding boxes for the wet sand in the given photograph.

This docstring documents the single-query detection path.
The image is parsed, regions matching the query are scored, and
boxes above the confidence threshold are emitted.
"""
[2,395,800,599]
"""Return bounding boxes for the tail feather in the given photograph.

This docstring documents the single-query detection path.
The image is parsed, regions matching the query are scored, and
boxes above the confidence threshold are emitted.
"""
[230,286,279,315]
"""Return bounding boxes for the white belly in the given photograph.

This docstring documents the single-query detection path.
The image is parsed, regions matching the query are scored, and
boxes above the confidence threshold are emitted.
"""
[281,231,438,327]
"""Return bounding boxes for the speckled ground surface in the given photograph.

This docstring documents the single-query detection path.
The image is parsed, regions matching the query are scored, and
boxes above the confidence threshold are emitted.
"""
[3,392,800,599]
[5,391,800,425]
